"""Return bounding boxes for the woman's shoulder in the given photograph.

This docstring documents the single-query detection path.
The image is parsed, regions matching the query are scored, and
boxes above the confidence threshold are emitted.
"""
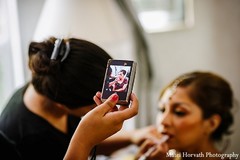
[0,131,22,160]
[0,84,29,129]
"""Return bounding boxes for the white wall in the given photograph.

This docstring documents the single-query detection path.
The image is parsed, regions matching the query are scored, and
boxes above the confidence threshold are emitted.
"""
[18,0,45,81]
[146,0,240,153]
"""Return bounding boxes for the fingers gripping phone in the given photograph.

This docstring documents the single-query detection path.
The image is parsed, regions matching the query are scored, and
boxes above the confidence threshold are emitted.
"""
[101,59,137,105]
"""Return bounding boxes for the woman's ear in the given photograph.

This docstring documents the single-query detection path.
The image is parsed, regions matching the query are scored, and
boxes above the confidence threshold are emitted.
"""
[205,114,221,135]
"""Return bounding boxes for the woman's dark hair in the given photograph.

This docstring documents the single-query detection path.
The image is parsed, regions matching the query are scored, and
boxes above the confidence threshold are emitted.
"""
[28,37,112,108]
[119,69,126,75]
[160,71,234,141]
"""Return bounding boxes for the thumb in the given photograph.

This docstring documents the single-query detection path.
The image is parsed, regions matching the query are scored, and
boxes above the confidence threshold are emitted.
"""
[96,93,119,115]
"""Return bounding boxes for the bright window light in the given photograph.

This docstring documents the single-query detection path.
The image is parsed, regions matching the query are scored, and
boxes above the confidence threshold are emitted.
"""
[138,10,169,31]
[131,0,194,33]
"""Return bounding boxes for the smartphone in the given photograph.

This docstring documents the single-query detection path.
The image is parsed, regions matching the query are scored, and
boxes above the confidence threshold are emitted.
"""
[101,59,137,105]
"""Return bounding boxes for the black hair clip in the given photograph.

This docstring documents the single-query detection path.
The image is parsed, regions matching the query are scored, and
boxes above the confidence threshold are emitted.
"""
[50,38,70,62]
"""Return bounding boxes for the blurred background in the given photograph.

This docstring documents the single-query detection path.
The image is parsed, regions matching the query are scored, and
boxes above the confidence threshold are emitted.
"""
[0,0,239,153]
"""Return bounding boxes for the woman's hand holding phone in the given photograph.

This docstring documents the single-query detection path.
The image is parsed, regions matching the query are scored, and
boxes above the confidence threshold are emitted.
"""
[64,92,138,160]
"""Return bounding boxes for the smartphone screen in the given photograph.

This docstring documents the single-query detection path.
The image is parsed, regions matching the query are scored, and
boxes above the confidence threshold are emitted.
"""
[101,59,137,105]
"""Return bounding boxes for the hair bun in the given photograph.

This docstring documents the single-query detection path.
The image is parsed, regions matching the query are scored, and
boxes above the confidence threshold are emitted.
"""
[28,40,55,75]
[29,42,41,55]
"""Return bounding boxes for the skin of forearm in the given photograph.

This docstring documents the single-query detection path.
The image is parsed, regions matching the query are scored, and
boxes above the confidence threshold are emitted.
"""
[113,88,124,92]
[64,125,95,160]
[64,141,91,160]
[96,130,133,155]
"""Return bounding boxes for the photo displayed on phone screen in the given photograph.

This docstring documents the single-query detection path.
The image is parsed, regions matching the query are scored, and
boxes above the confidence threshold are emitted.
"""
[101,59,137,105]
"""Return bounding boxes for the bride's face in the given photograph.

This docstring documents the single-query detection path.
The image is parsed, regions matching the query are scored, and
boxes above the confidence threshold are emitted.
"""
[117,71,124,80]
[156,87,212,152]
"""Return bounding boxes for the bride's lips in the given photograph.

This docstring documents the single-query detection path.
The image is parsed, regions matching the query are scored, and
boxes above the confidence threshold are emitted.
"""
[161,132,174,140]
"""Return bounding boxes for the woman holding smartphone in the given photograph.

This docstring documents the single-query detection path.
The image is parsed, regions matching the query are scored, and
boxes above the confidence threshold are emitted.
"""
[0,37,152,160]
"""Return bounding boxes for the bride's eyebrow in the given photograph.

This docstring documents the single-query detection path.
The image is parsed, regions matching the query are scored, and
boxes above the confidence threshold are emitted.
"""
[172,102,192,111]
